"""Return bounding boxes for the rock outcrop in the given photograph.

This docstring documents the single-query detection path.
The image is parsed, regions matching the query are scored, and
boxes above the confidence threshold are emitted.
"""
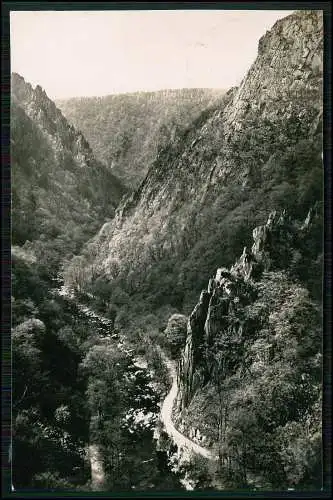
[173,207,322,489]
[223,10,323,133]
[176,209,309,410]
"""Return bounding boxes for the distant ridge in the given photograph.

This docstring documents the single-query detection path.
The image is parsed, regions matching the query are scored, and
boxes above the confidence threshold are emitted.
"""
[56,88,226,188]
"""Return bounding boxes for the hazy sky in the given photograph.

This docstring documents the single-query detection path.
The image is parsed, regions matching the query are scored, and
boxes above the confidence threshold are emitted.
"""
[10,9,294,99]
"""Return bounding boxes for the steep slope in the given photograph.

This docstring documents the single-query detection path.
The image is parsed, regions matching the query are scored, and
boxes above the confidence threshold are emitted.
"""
[174,209,322,490]
[67,10,323,323]
[56,88,226,188]
[11,73,127,270]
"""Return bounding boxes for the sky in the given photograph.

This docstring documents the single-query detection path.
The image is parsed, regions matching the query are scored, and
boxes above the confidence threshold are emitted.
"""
[10,9,294,99]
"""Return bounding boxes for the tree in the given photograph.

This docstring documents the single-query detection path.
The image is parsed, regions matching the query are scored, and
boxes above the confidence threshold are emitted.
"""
[164,314,188,359]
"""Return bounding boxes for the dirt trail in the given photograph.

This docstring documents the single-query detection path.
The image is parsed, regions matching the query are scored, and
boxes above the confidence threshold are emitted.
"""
[89,444,106,491]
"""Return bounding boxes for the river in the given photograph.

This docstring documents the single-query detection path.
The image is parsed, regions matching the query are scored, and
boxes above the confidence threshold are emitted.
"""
[57,285,215,491]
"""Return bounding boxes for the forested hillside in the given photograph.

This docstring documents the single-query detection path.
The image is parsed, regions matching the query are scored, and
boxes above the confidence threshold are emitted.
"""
[11,8,324,494]
[56,88,226,188]
[65,10,323,326]
[11,74,185,491]
[11,73,126,274]
[12,250,90,489]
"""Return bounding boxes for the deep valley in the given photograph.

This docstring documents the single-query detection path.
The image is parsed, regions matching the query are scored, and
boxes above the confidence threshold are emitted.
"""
[10,9,325,494]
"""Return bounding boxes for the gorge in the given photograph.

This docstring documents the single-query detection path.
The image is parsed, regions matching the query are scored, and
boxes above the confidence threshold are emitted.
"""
[10,8,324,493]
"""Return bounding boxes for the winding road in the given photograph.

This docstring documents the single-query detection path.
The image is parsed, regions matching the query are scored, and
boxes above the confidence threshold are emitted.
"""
[158,350,215,461]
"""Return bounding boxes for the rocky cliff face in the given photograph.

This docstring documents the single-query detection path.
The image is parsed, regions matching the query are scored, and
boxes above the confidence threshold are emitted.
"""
[157,204,322,491]
[73,10,323,316]
[223,10,322,134]
[11,73,126,264]
[12,74,106,171]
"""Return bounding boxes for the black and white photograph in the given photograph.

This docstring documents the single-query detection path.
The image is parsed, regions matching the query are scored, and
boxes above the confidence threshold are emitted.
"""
[6,3,328,495]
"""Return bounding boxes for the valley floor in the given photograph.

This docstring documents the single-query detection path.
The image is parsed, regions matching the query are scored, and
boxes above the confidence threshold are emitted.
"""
[60,287,215,491]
